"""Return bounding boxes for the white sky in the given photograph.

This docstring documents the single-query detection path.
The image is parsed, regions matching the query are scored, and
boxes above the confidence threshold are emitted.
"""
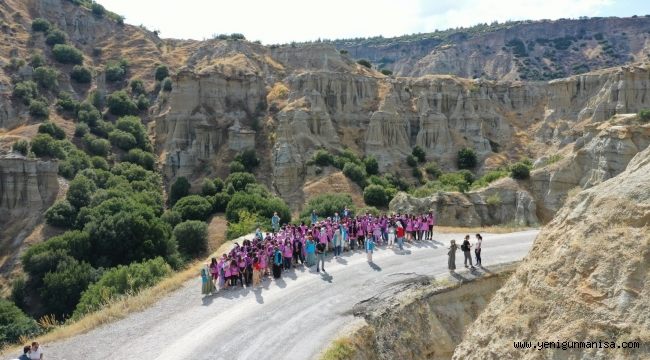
[96,0,650,44]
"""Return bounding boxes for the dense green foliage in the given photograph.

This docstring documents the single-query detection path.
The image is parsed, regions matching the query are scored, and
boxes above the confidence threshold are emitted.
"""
[363,184,389,207]
[226,172,257,192]
[229,161,245,173]
[638,109,650,122]
[70,65,92,83]
[363,156,379,175]
[105,59,129,82]
[52,44,84,64]
[29,99,50,118]
[173,195,213,221]
[169,177,190,206]
[225,191,290,224]
[234,149,260,172]
[12,139,29,155]
[457,148,478,169]
[510,161,532,179]
[33,66,60,90]
[13,81,38,104]
[38,122,66,140]
[312,149,334,166]
[342,162,367,187]
[300,193,354,222]
[161,77,173,92]
[412,146,426,163]
[40,259,100,317]
[357,59,372,68]
[154,65,169,81]
[45,200,77,227]
[123,148,155,170]
[107,90,137,116]
[173,220,209,258]
[31,18,51,32]
[0,299,40,346]
[45,29,67,46]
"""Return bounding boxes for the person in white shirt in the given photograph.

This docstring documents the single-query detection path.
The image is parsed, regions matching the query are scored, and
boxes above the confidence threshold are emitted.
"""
[475,233,483,266]
[29,342,42,360]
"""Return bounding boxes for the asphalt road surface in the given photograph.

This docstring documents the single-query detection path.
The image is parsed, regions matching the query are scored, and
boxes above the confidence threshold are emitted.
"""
[43,230,538,360]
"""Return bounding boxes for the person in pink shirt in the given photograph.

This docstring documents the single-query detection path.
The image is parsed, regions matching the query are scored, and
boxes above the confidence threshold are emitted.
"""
[283,240,293,270]
[418,217,428,241]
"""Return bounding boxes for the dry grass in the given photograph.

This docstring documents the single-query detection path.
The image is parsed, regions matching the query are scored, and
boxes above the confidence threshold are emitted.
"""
[320,338,357,360]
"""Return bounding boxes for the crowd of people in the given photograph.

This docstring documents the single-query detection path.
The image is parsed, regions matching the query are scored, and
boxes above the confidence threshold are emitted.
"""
[201,209,486,295]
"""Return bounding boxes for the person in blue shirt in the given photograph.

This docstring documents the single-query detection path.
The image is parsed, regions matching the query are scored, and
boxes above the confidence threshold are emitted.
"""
[271,212,280,233]
[310,210,318,225]
[365,234,375,262]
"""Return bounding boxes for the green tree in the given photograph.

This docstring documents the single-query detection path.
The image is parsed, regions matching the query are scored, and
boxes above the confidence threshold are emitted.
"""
[123,148,156,170]
[52,44,84,64]
[45,200,77,227]
[457,148,478,169]
[510,161,531,179]
[45,29,67,46]
[70,65,92,83]
[91,2,105,17]
[108,130,137,150]
[0,299,40,345]
[212,192,231,213]
[229,161,245,173]
[40,259,99,318]
[33,66,60,90]
[299,193,354,220]
[213,178,224,193]
[638,109,650,122]
[13,81,38,105]
[67,174,97,209]
[201,178,217,196]
[363,156,379,175]
[357,59,372,68]
[130,79,146,95]
[235,148,260,171]
[173,220,208,258]
[31,18,51,32]
[29,99,50,118]
[169,177,190,205]
[406,154,417,167]
[311,149,334,166]
[173,195,213,221]
[424,162,442,178]
[75,123,90,137]
[225,172,257,191]
[412,145,426,163]
[87,137,111,156]
[363,184,389,207]
[161,77,173,92]
[154,65,169,81]
[38,121,66,140]
[342,162,367,187]
[107,90,137,116]
[12,139,29,155]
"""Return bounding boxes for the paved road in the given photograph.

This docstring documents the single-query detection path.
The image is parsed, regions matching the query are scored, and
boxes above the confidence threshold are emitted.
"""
[44,230,538,360]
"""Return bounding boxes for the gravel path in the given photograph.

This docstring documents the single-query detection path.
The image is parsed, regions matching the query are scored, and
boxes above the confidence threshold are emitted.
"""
[42,230,538,360]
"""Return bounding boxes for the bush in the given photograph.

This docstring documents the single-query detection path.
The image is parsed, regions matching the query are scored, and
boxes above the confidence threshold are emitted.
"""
[639,109,650,122]
[74,122,89,137]
[10,277,28,310]
[40,259,100,318]
[67,174,97,208]
[412,145,426,163]
[225,172,257,191]
[38,121,66,140]
[0,299,40,346]
[130,79,146,95]
[105,59,129,82]
[77,104,101,127]
[510,161,531,179]
[90,156,109,170]
[201,178,217,196]
[364,156,379,175]
[33,66,60,90]
[312,149,334,166]
[235,148,260,172]
[87,137,111,156]
[173,195,213,221]
[45,200,77,227]
[136,94,150,111]
[357,59,372,68]
[406,154,417,167]
[29,99,50,118]
[486,193,502,206]
[45,29,67,46]
[380,69,393,75]
[424,162,442,178]
[70,65,92,83]
[73,257,171,319]
[58,148,91,179]
[12,140,29,155]
[52,44,83,64]
[161,77,173,92]
[91,2,105,17]
[107,90,137,116]
[57,92,80,113]
[299,193,354,220]
[161,210,182,228]
[471,169,508,190]
[342,162,366,187]
[212,192,231,212]
[13,81,38,104]
[30,53,46,68]
[457,148,478,169]
[225,192,290,224]
[439,172,472,193]
[229,160,245,173]
[226,210,261,240]
[108,129,137,150]
[169,177,190,205]
[363,184,389,207]
[123,148,155,170]
[31,18,51,32]
[154,65,169,81]
[213,178,224,193]
[116,115,148,148]
[173,221,208,258]
[30,134,62,158]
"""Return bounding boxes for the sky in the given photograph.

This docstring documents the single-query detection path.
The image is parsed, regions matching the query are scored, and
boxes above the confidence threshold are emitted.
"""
[96,0,650,44]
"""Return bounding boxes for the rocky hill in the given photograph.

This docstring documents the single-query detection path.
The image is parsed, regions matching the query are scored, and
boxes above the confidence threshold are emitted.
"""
[331,16,650,80]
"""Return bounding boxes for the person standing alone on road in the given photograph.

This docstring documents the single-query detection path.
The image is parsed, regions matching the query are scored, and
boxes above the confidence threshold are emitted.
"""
[448,239,458,271]
[462,235,475,269]
[316,241,326,272]
[475,233,482,266]
[396,221,405,251]
[365,234,375,262]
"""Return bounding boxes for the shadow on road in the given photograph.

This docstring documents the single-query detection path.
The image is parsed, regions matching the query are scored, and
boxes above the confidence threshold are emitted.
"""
[450,271,467,281]
[320,272,333,283]
[275,278,287,288]
[284,269,297,280]
[253,288,264,304]
[369,262,382,271]
[391,249,411,255]
[335,257,348,265]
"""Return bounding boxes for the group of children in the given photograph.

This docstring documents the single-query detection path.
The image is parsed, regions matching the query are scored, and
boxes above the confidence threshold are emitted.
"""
[201,210,438,295]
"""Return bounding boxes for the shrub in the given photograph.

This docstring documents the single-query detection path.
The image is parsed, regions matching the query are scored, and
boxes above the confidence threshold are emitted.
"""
[173,195,213,221]
[90,156,109,170]
[116,115,148,148]
[45,28,67,46]
[424,162,442,178]
[342,162,366,187]
[201,178,217,196]
[235,148,260,171]
[105,60,128,82]
[91,2,105,17]
[406,154,417,167]
[212,192,231,212]
[213,178,224,193]
[161,77,173,92]
[30,134,62,158]
[0,299,41,346]
[31,18,51,32]
[161,210,182,228]
[52,44,84,64]
[30,53,46,68]
[40,259,100,318]
[13,81,38,104]
[12,140,29,155]
[380,69,393,75]
[357,59,372,68]
[70,65,92,83]
[226,210,260,240]
[45,200,77,227]
[108,129,137,150]
[128,78,146,95]
[29,99,50,118]
[226,172,257,191]
[87,137,111,156]
[67,174,96,208]
[312,149,334,166]
[225,192,290,224]
[77,103,101,127]
[73,257,171,319]
[136,94,150,111]
[364,156,379,175]
[510,161,531,179]
[486,193,502,206]
[412,145,426,163]
[229,160,245,173]
[10,277,28,310]
[230,33,246,40]
[107,90,137,116]
[38,121,66,140]
[639,109,650,122]
[169,177,190,205]
[471,169,508,189]
[173,221,208,258]
[58,148,91,179]
[123,148,156,170]
[299,193,354,220]
[75,122,89,137]
[57,92,80,113]
[363,184,388,207]
[457,148,478,169]
[154,65,169,81]
[438,172,471,193]
[33,66,59,90]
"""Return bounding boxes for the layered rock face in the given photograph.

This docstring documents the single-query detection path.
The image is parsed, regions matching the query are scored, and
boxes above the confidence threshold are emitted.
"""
[453,144,650,360]
[389,178,538,227]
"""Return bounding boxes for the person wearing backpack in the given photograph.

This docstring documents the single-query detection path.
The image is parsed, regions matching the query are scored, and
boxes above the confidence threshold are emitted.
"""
[462,235,474,269]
